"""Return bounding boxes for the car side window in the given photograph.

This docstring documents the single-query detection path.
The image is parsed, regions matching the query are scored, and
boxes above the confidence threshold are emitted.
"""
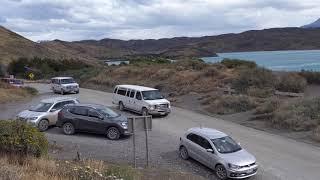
[113,87,118,93]
[130,90,136,98]
[72,107,88,116]
[198,136,212,149]
[52,102,65,110]
[126,89,131,97]
[88,109,101,118]
[187,133,199,144]
[136,91,142,100]
[117,88,126,96]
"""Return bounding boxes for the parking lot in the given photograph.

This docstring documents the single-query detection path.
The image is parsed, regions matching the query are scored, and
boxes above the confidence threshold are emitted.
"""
[1,83,320,180]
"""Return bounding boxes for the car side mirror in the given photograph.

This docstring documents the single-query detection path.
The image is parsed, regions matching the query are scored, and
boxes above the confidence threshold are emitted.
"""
[206,149,214,153]
[50,108,57,112]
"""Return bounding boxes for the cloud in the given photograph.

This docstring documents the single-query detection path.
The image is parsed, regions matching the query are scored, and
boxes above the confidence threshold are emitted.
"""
[0,0,320,41]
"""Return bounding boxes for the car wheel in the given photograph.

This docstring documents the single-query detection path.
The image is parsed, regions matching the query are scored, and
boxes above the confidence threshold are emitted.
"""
[38,119,49,132]
[142,108,148,116]
[119,102,124,111]
[106,127,120,140]
[179,146,189,160]
[63,122,75,135]
[60,89,64,95]
[215,164,228,180]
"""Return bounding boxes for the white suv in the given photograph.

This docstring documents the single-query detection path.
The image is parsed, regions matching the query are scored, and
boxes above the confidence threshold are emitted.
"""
[112,85,171,116]
[51,77,79,95]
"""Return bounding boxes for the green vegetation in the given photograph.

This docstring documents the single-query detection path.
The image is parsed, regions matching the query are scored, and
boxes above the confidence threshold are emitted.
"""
[0,120,48,157]
[7,57,92,80]
[299,70,320,84]
[276,73,307,93]
[232,67,275,93]
[221,58,257,69]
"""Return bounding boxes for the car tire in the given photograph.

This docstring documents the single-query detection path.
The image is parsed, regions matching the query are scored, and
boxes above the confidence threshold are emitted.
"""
[119,102,124,111]
[63,122,75,135]
[179,146,189,160]
[106,127,120,140]
[38,119,49,132]
[215,164,228,180]
[142,107,148,116]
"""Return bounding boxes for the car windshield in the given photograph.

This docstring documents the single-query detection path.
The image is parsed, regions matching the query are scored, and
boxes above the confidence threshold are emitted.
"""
[141,90,163,100]
[29,102,53,112]
[60,78,75,84]
[211,136,242,154]
[97,107,120,118]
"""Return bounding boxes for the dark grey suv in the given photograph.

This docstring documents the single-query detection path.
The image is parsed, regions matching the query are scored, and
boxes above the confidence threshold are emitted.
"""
[56,104,131,140]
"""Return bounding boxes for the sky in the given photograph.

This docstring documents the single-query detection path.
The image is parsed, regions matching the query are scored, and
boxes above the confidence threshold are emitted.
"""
[0,0,320,41]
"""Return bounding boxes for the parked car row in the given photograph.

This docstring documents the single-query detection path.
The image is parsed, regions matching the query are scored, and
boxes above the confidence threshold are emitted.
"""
[1,78,24,87]
[14,78,258,179]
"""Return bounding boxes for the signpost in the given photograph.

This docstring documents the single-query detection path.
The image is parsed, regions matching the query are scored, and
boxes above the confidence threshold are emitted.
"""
[127,116,152,168]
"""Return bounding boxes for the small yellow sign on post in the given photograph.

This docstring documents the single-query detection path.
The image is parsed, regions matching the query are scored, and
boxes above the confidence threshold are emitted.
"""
[28,73,34,80]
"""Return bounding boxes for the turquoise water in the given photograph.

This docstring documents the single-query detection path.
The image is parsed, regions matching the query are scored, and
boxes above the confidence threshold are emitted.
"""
[202,50,320,71]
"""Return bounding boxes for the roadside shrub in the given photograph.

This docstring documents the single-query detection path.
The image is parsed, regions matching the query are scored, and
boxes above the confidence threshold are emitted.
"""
[276,73,307,93]
[221,58,257,69]
[175,59,206,70]
[204,95,258,114]
[255,98,280,115]
[247,87,274,98]
[232,67,276,93]
[299,70,320,84]
[0,120,48,157]
[273,98,320,131]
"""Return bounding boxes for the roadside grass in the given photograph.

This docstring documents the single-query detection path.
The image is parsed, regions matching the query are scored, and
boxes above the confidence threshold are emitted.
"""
[0,82,38,103]
[0,155,204,180]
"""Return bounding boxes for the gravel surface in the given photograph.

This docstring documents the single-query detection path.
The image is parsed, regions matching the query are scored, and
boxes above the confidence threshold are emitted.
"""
[1,83,320,180]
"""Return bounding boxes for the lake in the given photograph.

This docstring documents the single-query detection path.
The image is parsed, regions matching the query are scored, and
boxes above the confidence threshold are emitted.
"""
[202,50,320,71]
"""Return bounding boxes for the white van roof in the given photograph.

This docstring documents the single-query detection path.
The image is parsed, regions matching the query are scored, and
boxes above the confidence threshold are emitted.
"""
[116,85,157,91]
[51,77,73,79]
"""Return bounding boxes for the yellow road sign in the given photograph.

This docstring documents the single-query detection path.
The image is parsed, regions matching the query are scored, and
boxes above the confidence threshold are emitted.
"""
[28,73,34,80]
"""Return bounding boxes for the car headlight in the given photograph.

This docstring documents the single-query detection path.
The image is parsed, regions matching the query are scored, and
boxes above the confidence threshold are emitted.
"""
[120,122,128,129]
[149,105,156,110]
[228,163,241,170]
[27,117,38,121]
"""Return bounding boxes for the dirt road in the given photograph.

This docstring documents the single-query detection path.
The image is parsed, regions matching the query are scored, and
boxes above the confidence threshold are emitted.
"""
[1,83,320,180]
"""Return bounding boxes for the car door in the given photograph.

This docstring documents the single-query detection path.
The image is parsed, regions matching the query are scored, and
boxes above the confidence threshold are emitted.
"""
[197,136,219,170]
[132,91,143,112]
[85,108,106,133]
[47,100,77,125]
[184,133,203,162]
[127,89,136,110]
[71,106,89,131]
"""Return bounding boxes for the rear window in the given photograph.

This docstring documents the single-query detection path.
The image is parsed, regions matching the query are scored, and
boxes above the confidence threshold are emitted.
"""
[117,88,126,96]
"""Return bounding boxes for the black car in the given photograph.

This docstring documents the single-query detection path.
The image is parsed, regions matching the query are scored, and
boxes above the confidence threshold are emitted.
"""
[56,104,130,140]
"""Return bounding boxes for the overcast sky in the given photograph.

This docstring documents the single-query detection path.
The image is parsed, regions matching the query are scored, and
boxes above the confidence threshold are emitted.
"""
[0,0,319,41]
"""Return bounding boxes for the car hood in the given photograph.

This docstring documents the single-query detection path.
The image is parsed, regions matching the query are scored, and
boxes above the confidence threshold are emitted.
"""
[109,114,128,122]
[62,83,79,86]
[17,110,45,118]
[144,99,170,105]
[219,149,256,166]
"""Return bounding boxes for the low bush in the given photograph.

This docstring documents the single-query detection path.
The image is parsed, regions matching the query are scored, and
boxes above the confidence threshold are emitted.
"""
[299,70,320,84]
[203,94,258,114]
[0,120,48,157]
[273,98,320,131]
[276,73,307,93]
[232,67,276,93]
[174,59,206,70]
[255,98,280,115]
[246,87,274,98]
[221,58,257,69]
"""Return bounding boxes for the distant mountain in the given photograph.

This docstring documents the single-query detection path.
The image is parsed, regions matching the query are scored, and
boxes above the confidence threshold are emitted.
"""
[2,25,320,64]
[302,18,320,28]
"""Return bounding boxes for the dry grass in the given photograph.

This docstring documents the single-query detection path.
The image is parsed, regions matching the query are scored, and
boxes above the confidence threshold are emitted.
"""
[0,155,203,180]
[0,83,37,103]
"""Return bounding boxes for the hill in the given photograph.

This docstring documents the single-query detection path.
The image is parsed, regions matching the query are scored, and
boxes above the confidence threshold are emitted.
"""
[302,18,320,28]
[42,27,320,60]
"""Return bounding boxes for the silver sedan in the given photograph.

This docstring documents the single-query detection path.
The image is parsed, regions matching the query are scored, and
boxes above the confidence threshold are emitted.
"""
[179,127,258,179]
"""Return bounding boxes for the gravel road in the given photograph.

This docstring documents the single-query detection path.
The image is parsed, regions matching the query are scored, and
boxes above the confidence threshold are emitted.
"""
[1,83,320,180]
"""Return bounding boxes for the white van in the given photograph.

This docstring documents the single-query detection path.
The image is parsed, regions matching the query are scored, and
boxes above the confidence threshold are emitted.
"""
[112,85,171,116]
[51,77,79,95]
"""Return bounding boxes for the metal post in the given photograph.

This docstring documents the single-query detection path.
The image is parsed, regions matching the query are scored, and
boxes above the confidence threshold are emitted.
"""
[132,117,136,168]
[144,116,149,168]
